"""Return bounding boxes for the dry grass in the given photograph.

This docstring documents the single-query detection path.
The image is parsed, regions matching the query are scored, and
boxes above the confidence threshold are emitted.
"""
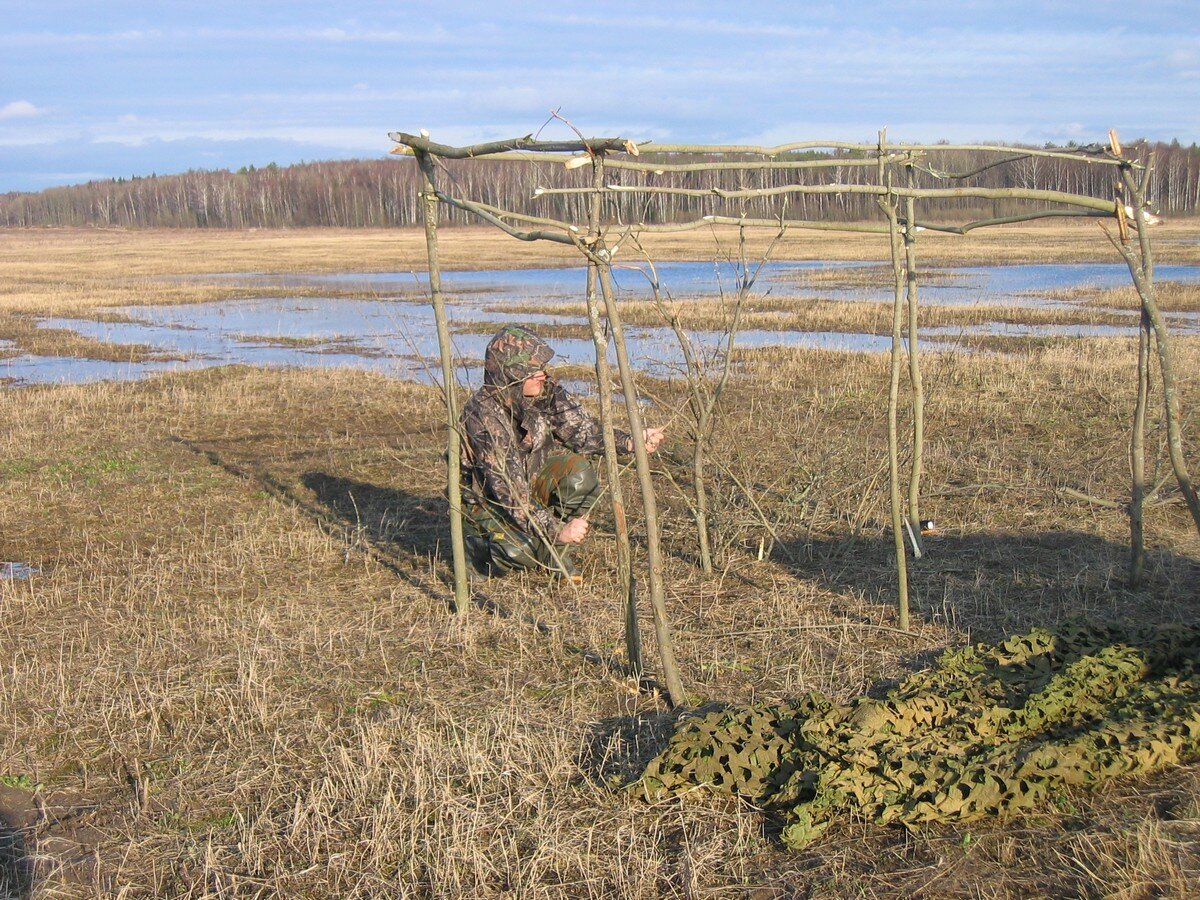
[1085,281,1200,312]
[0,228,575,319]
[1,227,1199,897]
[1,352,1197,897]
[2,218,1199,315]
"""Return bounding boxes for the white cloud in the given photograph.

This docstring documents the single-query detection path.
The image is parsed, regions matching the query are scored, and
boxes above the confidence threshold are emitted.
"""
[1164,43,1200,79]
[0,100,43,120]
[86,125,390,151]
[0,25,449,48]
[0,29,160,47]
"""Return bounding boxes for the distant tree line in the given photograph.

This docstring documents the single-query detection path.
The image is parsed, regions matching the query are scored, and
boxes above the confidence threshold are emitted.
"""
[3,141,1199,229]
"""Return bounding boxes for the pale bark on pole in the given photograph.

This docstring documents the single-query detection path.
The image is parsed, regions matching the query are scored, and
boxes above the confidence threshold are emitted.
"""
[1130,306,1150,586]
[583,154,641,677]
[880,132,911,631]
[415,149,469,611]
[1116,161,1200,534]
[390,132,632,157]
[684,320,715,575]
[1127,139,1150,587]
[430,190,1110,238]
[598,183,1122,212]
[904,184,925,546]
[391,132,1128,168]
[595,262,685,706]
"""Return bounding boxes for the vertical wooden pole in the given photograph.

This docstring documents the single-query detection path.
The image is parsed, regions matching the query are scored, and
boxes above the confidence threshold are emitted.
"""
[595,262,685,706]
[1118,157,1200,534]
[690,334,715,575]
[879,130,911,631]
[415,149,469,611]
[904,169,925,546]
[1130,306,1150,586]
[583,154,641,677]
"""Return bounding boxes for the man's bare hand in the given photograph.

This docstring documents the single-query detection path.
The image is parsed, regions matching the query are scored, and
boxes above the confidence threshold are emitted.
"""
[557,516,590,544]
[643,426,666,454]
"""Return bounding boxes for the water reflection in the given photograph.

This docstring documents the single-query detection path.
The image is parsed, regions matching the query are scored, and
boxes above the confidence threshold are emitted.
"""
[198,260,865,303]
[0,562,40,581]
[237,260,1200,307]
[2,354,205,384]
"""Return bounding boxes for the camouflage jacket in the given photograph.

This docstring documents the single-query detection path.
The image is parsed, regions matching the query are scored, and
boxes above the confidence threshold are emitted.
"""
[460,326,632,538]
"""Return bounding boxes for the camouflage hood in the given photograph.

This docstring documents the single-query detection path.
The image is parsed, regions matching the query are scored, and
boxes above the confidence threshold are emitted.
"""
[482,325,555,408]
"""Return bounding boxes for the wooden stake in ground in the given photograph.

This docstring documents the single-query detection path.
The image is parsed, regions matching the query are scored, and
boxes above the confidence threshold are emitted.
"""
[594,258,685,706]
[1112,151,1200,537]
[904,178,926,551]
[415,149,469,611]
[1130,303,1151,586]
[879,132,911,631]
[583,153,641,677]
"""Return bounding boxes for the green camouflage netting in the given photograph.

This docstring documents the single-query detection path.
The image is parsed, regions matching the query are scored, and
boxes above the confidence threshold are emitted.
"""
[631,623,1200,849]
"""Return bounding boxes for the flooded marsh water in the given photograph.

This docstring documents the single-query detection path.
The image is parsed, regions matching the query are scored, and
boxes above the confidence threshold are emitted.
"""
[6,261,1200,387]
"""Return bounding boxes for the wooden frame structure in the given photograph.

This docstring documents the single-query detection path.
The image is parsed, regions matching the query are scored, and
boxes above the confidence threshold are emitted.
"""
[390,126,1199,707]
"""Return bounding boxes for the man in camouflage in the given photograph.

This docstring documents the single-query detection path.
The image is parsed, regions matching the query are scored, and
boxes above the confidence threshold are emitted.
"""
[459,325,665,580]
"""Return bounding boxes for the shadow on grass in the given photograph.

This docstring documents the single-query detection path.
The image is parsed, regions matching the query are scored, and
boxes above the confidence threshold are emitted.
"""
[302,471,652,684]
[302,471,448,560]
[170,435,461,613]
[580,688,768,786]
[773,527,1200,640]
[580,709,686,785]
[172,435,641,682]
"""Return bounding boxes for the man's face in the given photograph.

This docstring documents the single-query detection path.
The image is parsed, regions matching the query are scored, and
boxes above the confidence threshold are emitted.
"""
[521,369,547,397]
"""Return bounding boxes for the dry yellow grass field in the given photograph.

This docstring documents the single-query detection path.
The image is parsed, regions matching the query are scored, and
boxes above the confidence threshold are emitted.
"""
[2,218,1200,315]
[1,225,1199,897]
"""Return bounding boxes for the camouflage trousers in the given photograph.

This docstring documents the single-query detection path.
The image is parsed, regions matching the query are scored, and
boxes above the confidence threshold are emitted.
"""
[461,453,602,576]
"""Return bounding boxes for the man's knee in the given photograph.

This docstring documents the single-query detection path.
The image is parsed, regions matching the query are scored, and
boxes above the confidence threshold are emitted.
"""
[538,454,600,514]
[558,460,599,502]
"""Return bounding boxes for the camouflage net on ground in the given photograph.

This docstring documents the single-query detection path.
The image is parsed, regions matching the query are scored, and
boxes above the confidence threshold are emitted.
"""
[632,624,1200,849]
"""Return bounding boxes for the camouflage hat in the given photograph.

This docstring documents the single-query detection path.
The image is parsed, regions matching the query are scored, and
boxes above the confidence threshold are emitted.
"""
[484,325,555,386]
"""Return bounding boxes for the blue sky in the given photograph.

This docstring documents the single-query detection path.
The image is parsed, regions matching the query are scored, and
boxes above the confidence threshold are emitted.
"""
[2,1,1198,193]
